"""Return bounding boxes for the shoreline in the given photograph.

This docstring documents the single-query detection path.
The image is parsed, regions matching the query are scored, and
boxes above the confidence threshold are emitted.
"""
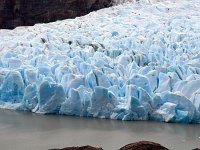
[51,141,199,150]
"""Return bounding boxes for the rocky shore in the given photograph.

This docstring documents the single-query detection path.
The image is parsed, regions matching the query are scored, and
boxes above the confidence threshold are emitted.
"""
[50,145,103,150]
[50,141,200,150]
[0,0,112,29]
[119,141,168,150]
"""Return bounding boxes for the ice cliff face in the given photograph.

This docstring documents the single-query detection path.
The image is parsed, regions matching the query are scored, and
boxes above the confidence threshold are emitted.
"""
[0,0,111,29]
[0,0,200,123]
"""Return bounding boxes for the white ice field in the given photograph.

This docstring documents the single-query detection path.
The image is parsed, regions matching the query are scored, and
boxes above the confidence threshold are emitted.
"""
[0,0,200,123]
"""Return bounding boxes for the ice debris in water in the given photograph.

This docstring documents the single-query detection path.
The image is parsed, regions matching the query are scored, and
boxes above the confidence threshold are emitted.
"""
[0,0,200,123]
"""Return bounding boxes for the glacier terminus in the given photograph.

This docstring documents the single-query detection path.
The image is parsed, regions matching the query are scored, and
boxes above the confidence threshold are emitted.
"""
[0,0,200,123]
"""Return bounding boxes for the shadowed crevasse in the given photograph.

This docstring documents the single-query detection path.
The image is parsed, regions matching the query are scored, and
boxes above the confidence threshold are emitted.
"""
[0,0,112,29]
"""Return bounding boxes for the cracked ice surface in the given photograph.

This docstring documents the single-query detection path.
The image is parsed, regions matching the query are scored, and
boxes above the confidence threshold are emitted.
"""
[0,0,200,123]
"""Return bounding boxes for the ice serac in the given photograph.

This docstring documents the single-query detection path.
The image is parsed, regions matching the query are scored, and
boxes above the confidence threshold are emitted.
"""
[1,71,24,103]
[151,92,196,123]
[37,81,65,113]
[88,86,116,118]
[60,88,83,116]
[0,0,200,123]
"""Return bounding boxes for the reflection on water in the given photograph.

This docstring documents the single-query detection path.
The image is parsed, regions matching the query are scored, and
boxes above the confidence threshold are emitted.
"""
[0,109,199,150]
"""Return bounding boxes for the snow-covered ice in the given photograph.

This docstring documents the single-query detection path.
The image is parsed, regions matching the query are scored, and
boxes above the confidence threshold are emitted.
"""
[0,0,200,123]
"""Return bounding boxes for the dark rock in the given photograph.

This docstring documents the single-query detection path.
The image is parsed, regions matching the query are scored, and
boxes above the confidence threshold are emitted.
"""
[0,0,112,29]
[49,141,200,150]
[49,145,103,150]
[119,141,169,150]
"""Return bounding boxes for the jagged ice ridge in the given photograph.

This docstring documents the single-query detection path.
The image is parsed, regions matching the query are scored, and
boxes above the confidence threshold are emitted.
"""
[0,0,200,123]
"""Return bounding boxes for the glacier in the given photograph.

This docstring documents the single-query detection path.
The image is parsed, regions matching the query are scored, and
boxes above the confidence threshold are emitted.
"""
[0,0,200,123]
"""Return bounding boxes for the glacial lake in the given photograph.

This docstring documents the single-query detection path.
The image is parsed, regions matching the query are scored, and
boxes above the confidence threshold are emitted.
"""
[0,109,199,150]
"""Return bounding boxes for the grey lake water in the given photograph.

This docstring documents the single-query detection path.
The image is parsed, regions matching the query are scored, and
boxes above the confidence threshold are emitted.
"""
[0,109,199,150]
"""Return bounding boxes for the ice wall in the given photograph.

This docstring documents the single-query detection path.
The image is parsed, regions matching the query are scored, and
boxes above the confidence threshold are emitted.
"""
[0,0,200,123]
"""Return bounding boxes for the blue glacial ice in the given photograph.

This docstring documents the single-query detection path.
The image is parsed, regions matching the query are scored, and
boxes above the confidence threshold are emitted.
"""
[0,0,200,123]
